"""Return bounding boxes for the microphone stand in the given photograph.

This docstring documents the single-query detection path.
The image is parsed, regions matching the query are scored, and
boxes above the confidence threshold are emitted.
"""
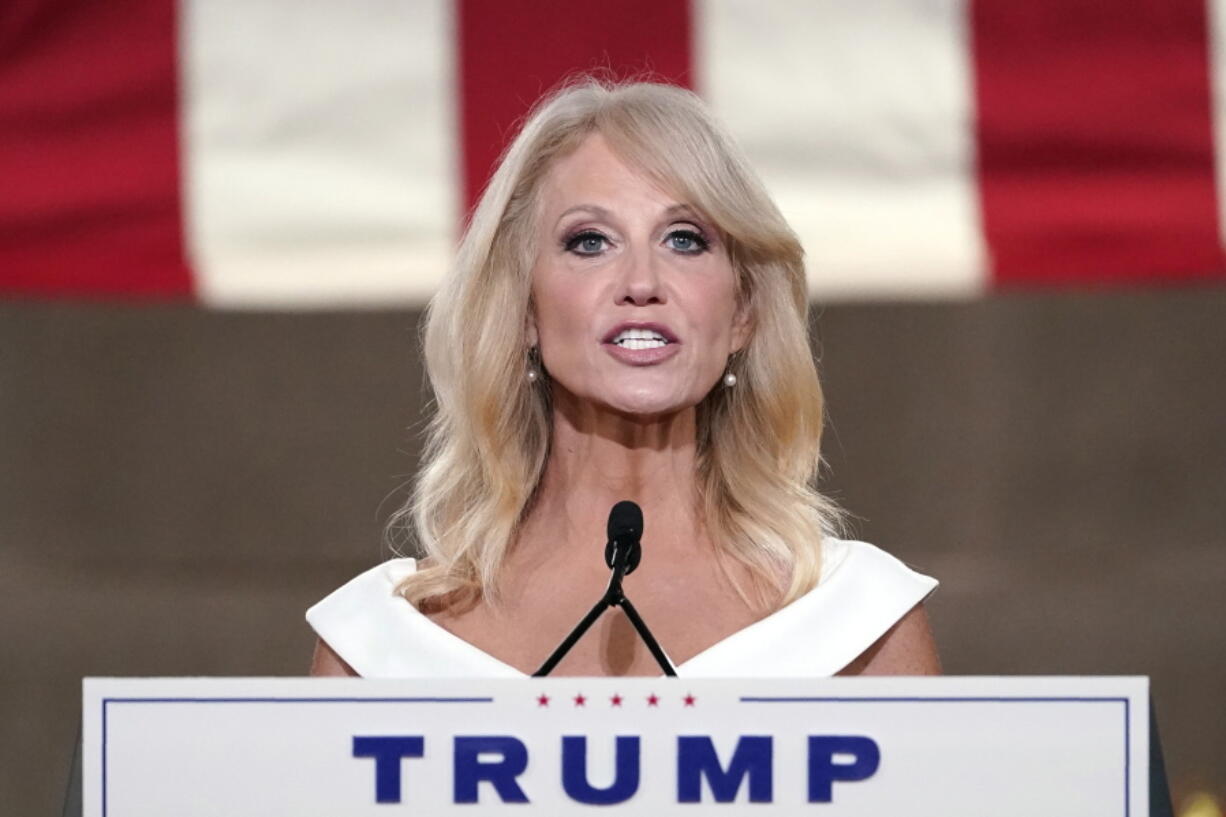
[532,539,677,677]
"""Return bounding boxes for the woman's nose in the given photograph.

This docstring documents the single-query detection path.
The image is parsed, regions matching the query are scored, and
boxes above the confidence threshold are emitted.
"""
[616,250,665,306]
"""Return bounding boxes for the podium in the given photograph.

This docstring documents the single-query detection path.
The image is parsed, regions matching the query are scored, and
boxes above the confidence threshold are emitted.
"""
[70,676,1170,816]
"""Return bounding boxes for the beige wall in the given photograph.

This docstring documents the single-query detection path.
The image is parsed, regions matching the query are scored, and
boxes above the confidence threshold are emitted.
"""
[2,291,1223,813]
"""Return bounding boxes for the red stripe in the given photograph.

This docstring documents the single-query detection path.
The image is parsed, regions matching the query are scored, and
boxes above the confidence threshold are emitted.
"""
[973,0,1226,287]
[457,0,693,217]
[0,1,191,298]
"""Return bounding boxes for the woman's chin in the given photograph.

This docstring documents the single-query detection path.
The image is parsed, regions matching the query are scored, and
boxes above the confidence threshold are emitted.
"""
[552,380,703,423]
[597,390,699,421]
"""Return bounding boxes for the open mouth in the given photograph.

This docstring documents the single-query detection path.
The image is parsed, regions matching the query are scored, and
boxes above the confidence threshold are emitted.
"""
[610,328,672,350]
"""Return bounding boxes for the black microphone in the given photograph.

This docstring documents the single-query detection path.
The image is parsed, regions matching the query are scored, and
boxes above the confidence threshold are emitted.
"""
[532,500,677,677]
[604,500,643,575]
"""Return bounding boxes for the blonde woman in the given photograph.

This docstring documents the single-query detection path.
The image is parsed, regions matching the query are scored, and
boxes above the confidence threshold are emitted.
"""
[307,80,939,678]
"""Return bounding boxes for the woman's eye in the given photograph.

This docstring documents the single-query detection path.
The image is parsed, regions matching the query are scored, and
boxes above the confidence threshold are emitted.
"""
[565,231,610,255]
[665,229,709,254]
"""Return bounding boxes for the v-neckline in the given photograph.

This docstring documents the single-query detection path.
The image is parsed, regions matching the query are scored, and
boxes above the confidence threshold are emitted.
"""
[304,538,938,679]
[401,560,832,677]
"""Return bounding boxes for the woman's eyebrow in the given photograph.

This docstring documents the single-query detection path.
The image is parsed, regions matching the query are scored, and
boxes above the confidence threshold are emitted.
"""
[556,204,611,223]
[663,203,706,223]
[556,203,702,223]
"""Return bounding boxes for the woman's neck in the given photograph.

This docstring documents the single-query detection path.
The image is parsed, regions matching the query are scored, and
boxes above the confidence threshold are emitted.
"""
[518,394,707,565]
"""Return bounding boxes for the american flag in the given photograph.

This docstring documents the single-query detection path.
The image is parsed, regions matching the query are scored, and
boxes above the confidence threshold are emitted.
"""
[2,0,1225,305]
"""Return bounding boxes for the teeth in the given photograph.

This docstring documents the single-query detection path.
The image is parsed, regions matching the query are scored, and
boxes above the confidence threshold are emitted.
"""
[620,338,666,350]
[612,328,669,349]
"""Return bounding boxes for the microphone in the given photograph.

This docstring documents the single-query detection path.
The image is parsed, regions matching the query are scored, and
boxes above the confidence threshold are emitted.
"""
[604,500,643,575]
[532,500,677,677]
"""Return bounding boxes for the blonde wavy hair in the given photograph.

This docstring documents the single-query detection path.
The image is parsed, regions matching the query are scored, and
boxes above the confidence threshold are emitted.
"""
[392,78,841,612]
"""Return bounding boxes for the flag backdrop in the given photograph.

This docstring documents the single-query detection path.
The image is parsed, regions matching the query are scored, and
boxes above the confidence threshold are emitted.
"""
[3,0,1226,305]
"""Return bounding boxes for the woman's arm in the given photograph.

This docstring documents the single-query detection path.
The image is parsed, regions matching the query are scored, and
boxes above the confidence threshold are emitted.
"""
[839,602,941,676]
[309,637,360,677]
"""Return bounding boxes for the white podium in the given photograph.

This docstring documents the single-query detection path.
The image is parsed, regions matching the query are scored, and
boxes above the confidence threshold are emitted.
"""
[81,676,1149,816]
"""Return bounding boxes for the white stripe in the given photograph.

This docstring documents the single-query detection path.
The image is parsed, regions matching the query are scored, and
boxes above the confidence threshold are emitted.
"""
[1208,0,1226,256]
[180,0,455,307]
[697,0,987,300]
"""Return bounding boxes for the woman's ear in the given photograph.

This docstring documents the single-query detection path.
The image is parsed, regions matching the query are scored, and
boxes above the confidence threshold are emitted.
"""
[730,300,753,353]
[525,306,538,348]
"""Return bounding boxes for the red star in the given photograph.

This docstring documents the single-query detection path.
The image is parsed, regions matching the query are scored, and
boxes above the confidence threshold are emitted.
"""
[646,693,659,707]
[536,694,550,707]
[610,694,623,707]
[683,693,696,707]
[573,693,587,707]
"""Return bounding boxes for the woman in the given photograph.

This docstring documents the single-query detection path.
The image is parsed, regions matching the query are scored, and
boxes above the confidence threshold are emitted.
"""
[307,79,939,678]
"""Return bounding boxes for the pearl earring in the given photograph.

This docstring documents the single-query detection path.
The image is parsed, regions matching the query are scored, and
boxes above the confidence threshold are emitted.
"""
[723,371,737,387]
[527,347,541,383]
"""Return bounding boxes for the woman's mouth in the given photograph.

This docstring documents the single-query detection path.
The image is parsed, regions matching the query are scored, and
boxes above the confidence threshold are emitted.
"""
[609,327,671,350]
[602,324,681,365]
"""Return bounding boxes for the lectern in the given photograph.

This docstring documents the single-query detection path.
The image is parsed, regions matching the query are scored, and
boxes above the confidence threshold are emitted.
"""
[67,676,1171,816]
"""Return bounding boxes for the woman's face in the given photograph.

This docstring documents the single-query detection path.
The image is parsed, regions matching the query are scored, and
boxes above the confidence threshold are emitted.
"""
[528,133,751,419]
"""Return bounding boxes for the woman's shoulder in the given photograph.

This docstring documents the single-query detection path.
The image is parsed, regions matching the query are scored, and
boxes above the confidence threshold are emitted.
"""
[820,538,940,674]
[308,557,421,608]
[680,536,938,677]
[305,558,521,678]
[818,537,937,592]
[818,538,939,627]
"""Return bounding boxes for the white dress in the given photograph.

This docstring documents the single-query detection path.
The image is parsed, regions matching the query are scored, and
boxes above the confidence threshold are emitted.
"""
[306,538,937,678]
